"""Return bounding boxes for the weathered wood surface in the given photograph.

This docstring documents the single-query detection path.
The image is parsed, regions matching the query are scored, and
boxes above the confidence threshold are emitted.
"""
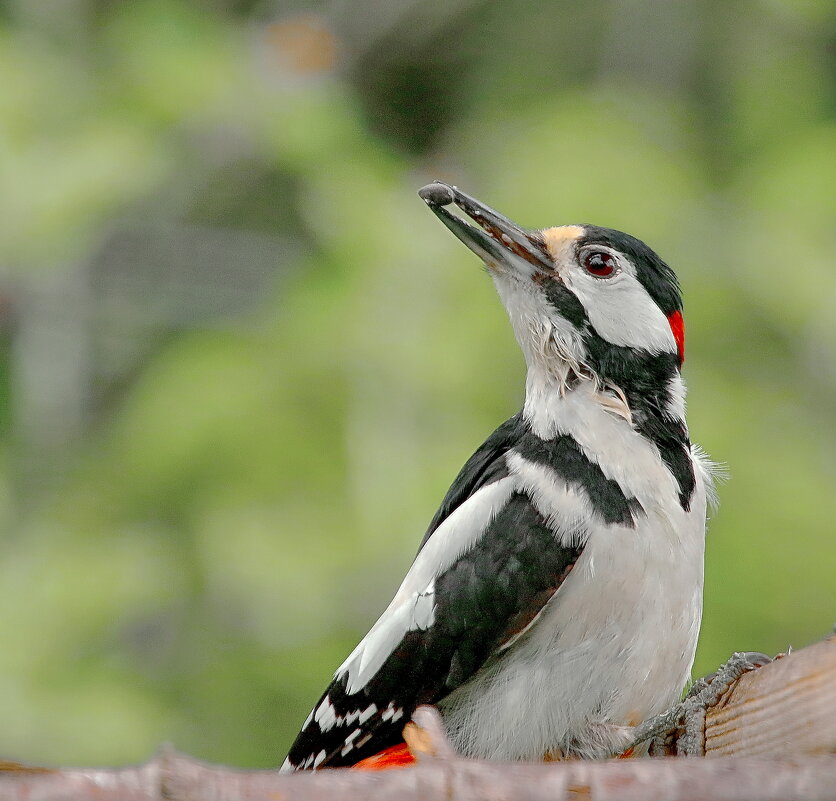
[0,636,833,801]
[705,636,836,757]
[1,752,834,801]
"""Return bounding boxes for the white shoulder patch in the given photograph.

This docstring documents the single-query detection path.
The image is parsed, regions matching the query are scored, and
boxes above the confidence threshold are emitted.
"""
[336,475,516,694]
[507,452,591,547]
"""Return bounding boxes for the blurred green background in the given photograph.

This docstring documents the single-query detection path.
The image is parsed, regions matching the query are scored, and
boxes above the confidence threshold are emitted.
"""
[0,0,833,769]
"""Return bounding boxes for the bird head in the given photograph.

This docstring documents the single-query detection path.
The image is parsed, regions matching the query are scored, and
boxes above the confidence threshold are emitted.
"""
[419,182,685,414]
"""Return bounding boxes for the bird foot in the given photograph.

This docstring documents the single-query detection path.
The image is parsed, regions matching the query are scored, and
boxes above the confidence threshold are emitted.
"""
[629,651,772,756]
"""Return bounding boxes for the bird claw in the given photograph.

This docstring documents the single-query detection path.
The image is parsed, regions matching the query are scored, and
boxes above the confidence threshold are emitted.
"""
[693,651,772,689]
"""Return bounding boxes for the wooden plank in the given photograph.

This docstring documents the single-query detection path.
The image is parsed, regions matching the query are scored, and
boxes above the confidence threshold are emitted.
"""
[705,636,836,757]
[0,752,835,801]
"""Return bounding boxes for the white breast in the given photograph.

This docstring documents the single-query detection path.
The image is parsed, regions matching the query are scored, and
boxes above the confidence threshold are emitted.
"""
[438,390,707,761]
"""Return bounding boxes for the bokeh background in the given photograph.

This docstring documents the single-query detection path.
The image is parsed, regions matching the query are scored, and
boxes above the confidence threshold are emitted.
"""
[0,0,833,769]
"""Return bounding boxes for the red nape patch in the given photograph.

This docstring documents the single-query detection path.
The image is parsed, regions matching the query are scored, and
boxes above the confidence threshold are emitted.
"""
[353,742,414,771]
[667,310,685,365]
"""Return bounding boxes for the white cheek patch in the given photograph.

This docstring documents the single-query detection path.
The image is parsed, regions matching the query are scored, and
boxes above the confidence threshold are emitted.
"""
[566,272,677,356]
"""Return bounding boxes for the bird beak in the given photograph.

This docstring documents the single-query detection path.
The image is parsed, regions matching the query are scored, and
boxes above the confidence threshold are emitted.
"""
[418,182,553,275]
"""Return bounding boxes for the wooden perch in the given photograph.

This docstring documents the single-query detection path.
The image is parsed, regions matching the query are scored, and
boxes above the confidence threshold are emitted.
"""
[1,749,833,801]
[704,636,836,757]
[0,635,833,801]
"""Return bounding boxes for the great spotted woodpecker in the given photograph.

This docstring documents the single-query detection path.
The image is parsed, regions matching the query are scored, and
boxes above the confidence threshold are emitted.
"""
[281,182,714,771]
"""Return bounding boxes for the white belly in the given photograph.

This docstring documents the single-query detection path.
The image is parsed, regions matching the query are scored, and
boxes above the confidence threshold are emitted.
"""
[438,496,706,761]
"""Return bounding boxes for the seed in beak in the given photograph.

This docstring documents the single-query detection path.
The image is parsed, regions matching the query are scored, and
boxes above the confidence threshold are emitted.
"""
[418,182,455,206]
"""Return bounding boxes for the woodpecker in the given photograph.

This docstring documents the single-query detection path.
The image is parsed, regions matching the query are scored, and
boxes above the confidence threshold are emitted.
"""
[281,182,714,771]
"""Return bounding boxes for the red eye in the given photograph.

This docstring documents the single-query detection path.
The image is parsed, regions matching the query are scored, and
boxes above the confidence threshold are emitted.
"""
[581,250,617,278]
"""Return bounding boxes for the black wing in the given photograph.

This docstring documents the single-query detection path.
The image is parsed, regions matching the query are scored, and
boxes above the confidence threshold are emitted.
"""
[282,413,584,770]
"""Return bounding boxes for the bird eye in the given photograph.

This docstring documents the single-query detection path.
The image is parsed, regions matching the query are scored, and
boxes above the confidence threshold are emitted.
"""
[581,250,618,278]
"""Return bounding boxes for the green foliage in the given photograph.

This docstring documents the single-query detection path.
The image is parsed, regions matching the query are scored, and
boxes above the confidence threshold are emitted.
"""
[0,0,833,769]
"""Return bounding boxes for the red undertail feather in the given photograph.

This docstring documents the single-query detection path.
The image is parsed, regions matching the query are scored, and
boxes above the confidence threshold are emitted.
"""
[353,742,415,770]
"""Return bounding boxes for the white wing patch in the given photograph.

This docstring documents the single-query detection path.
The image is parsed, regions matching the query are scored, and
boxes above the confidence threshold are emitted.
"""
[311,695,379,733]
[358,703,378,724]
[340,728,362,756]
[314,695,339,730]
[412,581,436,630]
[381,702,404,722]
[336,475,516,694]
